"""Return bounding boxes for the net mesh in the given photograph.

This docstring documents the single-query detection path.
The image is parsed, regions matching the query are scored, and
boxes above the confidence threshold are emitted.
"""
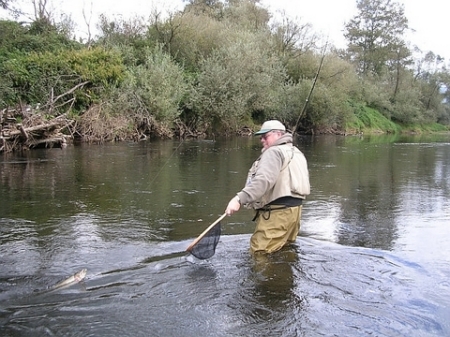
[189,222,221,259]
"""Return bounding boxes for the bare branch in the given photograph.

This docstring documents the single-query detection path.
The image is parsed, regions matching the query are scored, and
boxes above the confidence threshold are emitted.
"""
[82,1,94,47]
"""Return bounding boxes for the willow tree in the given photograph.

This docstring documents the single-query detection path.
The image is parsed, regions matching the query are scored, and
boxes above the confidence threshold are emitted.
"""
[223,0,270,31]
[183,0,224,19]
[270,12,317,67]
[190,33,287,133]
[148,10,225,72]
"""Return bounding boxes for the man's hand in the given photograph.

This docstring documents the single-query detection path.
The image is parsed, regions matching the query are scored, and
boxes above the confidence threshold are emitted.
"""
[225,195,241,215]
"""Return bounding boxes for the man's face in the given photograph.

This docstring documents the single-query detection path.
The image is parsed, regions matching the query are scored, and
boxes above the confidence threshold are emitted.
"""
[260,131,279,149]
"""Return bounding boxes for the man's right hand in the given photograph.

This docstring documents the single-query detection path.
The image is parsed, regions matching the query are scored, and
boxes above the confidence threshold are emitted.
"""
[225,195,241,215]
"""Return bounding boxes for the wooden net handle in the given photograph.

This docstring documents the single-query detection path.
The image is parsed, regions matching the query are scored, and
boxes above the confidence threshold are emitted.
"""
[186,213,227,252]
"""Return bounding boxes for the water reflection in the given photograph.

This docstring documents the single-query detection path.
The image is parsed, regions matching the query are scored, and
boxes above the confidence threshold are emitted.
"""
[300,136,450,252]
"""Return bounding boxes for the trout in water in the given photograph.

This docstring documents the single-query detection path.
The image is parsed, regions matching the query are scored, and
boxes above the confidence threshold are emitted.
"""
[47,268,87,291]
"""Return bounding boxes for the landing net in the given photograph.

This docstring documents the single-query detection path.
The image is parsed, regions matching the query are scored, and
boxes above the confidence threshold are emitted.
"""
[188,221,221,259]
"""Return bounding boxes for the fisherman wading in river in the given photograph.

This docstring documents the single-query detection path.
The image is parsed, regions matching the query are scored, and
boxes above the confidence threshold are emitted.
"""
[225,120,310,254]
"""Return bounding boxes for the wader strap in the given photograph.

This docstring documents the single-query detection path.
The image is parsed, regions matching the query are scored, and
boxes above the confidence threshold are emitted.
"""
[252,205,288,221]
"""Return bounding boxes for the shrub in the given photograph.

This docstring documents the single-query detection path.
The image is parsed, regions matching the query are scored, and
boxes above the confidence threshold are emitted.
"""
[1,47,125,112]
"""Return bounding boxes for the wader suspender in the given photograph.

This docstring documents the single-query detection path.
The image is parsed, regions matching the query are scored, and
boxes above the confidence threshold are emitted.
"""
[253,146,294,221]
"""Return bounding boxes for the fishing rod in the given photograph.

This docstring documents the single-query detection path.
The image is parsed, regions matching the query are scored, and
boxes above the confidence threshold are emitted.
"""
[148,138,185,187]
[293,42,328,141]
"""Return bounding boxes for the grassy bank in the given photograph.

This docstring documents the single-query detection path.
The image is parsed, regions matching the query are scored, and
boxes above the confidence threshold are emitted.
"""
[346,103,449,135]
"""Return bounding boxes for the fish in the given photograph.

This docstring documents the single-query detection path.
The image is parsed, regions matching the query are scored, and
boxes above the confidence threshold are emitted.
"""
[47,268,87,291]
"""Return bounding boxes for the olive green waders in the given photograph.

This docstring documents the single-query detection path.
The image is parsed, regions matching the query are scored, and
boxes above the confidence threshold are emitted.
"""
[250,205,302,254]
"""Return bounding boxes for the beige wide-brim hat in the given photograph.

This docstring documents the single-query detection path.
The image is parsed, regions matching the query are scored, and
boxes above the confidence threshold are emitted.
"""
[254,120,286,135]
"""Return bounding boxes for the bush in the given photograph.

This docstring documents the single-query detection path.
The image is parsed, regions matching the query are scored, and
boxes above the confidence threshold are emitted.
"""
[1,47,125,112]
[102,46,190,137]
[189,32,287,133]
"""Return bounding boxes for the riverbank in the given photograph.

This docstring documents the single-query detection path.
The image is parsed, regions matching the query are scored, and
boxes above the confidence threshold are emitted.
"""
[344,104,449,135]
[1,103,448,153]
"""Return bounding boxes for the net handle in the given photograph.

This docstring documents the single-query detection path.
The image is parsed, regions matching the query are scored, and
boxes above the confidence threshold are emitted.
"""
[186,213,227,252]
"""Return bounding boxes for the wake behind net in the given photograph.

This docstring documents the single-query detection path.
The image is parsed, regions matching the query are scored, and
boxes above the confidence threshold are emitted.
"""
[186,213,225,260]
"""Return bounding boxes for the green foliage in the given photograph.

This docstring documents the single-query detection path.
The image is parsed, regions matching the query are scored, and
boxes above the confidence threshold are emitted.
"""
[303,82,353,130]
[96,14,155,66]
[347,101,400,133]
[104,46,190,133]
[0,0,448,139]
[1,47,125,111]
[222,0,271,31]
[357,77,393,117]
[264,80,304,127]
[399,122,449,133]
[270,14,317,64]
[424,123,448,132]
[344,0,409,76]
[67,48,125,86]
[285,50,320,83]
[155,12,226,73]
[391,87,425,124]
[189,33,287,132]
[152,1,271,73]
[0,19,80,56]
[183,0,224,19]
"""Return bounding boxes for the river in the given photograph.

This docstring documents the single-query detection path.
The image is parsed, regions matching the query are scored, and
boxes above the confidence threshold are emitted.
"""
[1,134,449,336]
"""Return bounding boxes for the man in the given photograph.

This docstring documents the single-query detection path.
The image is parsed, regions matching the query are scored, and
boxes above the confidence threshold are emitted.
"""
[225,120,310,254]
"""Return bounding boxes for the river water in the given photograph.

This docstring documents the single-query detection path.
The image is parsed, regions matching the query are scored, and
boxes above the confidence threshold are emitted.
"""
[1,134,449,336]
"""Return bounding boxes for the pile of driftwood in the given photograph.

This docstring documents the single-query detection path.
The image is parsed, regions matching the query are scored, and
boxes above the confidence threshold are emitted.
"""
[0,82,90,153]
[0,107,73,153]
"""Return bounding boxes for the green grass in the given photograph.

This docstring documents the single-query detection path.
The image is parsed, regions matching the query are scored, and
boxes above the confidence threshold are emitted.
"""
[345,102,449,135]
[398,122,449,133]
[346,103,400,134]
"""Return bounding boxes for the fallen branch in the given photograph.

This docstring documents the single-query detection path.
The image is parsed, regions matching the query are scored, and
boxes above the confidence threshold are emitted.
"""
[17,124,29,140]
[5,119,72,137]
[28,135,68,148]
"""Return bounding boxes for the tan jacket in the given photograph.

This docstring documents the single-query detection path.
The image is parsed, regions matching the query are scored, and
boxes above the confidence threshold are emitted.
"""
[237,133,310,209]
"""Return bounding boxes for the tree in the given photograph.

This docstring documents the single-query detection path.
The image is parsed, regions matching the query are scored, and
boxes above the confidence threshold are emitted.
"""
[413,51,449,121]
[183,0,224,19]
[31,0,51,21]
[147,9,184,56]
[223,0,270,31]
[270,11,317,64]
[104,46,190,137]
[190,34,287,132]
[1,0,12,9]
[344,0,409,77]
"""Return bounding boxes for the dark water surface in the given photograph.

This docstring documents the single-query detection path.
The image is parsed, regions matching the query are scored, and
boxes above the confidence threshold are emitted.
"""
[1,134,449,336]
